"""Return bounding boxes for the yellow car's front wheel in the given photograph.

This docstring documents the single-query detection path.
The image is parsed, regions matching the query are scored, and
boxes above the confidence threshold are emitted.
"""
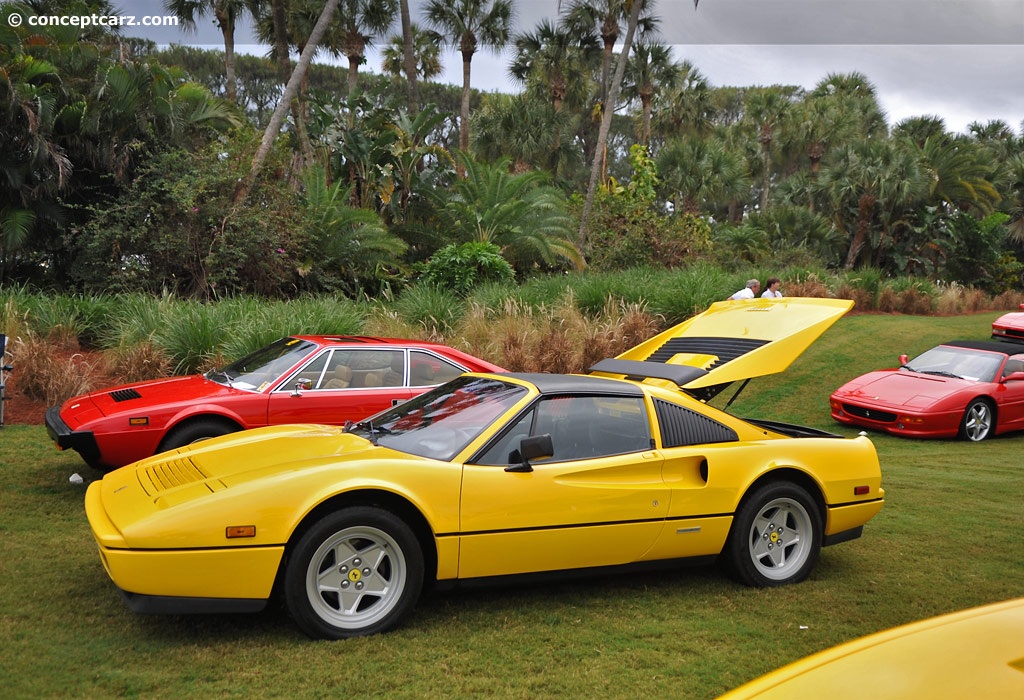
[285,507,424,639]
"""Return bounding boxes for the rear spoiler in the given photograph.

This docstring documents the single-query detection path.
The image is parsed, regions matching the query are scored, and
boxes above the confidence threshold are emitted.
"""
[588,359,708,387]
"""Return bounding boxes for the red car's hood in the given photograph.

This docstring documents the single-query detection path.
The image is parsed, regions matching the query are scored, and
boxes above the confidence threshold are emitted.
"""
[993,311,1024,329]
[834,369,973,409]
[62,375,247,426]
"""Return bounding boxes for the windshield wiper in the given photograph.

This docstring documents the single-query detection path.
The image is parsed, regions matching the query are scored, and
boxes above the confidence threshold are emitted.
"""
[350,420,392,445]
[919,369,962,379]
[205,369,234,387]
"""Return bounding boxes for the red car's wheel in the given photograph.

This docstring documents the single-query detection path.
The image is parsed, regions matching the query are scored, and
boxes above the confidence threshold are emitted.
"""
[160,418,238,451]
[958,398,994,442]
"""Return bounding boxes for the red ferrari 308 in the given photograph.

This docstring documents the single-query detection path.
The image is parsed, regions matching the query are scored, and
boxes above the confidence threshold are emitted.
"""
[830,340,1024,441]
[46,336,504,470]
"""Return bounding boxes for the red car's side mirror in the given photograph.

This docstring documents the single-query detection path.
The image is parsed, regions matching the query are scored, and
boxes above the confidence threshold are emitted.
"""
[898,354,909,366]
[1002,371,1024,383]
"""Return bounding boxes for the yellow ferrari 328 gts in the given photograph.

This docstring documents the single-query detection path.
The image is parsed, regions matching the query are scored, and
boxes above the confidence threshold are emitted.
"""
[85,298,884,639]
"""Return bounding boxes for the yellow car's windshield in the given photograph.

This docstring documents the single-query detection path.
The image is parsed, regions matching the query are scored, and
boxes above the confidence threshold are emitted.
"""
[347,376,527,461]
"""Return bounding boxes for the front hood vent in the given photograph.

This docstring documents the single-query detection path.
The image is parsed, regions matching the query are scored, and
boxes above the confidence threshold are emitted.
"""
[108,388,142,403]
[139,456,208,496]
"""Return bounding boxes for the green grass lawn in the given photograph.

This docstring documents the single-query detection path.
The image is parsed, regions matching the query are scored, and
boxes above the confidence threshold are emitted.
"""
[2,312,1022,699]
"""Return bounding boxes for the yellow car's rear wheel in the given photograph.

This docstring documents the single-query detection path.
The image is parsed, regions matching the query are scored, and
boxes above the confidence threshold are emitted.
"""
[285,507,424,639]
[726,481,822,587]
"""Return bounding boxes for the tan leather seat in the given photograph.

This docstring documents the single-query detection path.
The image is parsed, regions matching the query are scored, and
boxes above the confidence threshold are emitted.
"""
[324,365,352,389]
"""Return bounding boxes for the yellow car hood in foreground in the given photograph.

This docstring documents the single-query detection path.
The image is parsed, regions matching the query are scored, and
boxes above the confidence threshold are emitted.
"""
[718,597,1024,699]
[616,297,853,390]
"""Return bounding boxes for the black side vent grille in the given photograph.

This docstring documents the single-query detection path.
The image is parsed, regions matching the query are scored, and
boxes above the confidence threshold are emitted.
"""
[645,337,769,370]
[655,399,738,447]
[108,388,142,402]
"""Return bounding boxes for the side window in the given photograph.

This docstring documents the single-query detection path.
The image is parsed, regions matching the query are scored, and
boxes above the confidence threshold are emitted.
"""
[319,350,353,390]
[473,407,536,466]
[654,398,738,447]
[473,394,651,466]
[1003,354,1024,378]
[280,351,329,391]
[410,349,466,386]
[344,349,404,388]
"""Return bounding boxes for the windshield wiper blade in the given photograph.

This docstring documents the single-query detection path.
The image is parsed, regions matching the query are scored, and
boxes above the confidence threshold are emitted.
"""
[919,369,961,379]
[206,369,234,387]
[352,420,391,445]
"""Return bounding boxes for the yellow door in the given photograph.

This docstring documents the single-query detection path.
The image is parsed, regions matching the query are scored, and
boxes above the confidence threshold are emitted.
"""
[458,394,670,578]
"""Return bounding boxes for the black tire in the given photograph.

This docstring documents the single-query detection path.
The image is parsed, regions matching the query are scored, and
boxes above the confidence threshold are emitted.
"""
[285,507,424,640]
[958,398,994,442]
[160,418,237,452]
[725,481,822,587]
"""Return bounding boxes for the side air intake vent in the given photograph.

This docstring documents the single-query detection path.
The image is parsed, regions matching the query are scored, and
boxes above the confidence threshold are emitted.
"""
[655,399,738,447]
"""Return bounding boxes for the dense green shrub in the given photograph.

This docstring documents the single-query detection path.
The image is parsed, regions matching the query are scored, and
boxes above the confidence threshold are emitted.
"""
[419,241,515,296]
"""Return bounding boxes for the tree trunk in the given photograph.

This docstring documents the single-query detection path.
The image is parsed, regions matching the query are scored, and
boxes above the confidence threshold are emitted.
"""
[844,193,876,269]
[459,49,473,153]
[578,0,643,251]
[216,9,236,103]
[237,0,342,204]
[399,0,419,110]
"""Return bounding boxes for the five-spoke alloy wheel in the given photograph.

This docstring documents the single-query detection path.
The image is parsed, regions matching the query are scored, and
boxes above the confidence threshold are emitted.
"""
[958,398,994,442]
[726,481,822,587]
[285,507,424,639]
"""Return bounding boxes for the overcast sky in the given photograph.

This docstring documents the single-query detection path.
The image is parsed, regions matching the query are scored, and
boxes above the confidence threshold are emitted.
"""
[119,0,1024,134]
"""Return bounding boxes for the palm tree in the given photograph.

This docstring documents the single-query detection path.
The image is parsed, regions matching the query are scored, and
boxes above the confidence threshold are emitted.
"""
[424,0,514,154]
[435,154,583,270]
[911,135,1001,214]
[509,17,600,114]
[382,24,443,83]
[564,0,658,115]
[472,92,582,179]
[302,164,407,295]
[650,60,713,139]
[656,134,750,216]
[621,40,678,145]
[745,87,795,212]
[397,0,419,107]
[576,0,650,247]
[818,139,927,269]
[162,0,250,102]
[810,72,887,139]
[892,115,947,147]
[243,0,343,202]
[337,0,397,94]
[0,51,69,281]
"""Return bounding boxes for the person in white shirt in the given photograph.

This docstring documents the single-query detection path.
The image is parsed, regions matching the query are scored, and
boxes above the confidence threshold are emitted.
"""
[729,279,760,300]
[761,277,784,298]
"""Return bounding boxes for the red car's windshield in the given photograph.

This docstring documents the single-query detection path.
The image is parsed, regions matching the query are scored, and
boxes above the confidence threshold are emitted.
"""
[209,338,316,391]
[903,346,1004,383]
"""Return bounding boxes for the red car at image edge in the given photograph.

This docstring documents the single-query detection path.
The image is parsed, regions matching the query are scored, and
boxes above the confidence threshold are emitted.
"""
[46,336,504,471]
[991,303,1024,343]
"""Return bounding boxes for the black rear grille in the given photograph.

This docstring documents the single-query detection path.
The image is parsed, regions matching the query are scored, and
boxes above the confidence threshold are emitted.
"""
[108,388,142,402]
[843,404,897,423]
[645,337,768,370]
